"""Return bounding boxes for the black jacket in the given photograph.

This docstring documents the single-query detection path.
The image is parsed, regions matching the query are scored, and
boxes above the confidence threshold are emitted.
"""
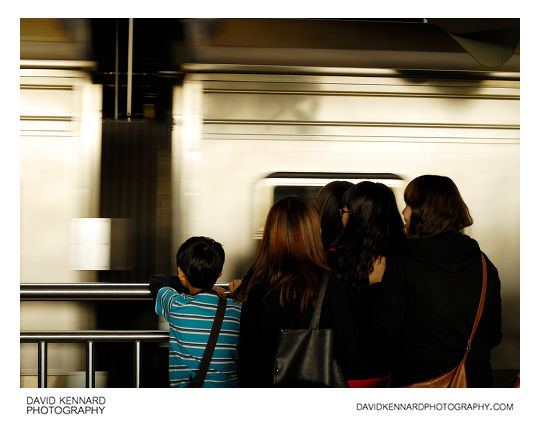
[237,275,359,387]
[372,231,502,387]
[327,245,394,379]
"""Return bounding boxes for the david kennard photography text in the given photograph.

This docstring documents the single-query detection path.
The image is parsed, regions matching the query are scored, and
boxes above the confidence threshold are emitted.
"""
[26,396,106,415]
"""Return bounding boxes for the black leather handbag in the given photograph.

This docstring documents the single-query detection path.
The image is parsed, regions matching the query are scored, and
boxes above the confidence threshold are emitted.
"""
[273,275,348,387]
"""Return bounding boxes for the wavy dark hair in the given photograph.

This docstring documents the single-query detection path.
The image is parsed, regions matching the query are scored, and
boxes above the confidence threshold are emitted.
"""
[334,181,405,282]
[316,181,353,250]
[232,197,331,312]
[404,175,473,238]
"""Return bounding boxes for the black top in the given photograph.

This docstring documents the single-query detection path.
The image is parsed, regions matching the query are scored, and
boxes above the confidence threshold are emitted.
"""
[372,231,502,387]
[237,275,359,387]
[327,245,397,379]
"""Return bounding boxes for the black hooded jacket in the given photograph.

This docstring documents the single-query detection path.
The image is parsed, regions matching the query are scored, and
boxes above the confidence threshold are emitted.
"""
[371,231,502,387]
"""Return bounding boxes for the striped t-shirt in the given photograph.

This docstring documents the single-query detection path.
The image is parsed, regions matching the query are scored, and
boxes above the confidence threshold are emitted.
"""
[156,286,242,387]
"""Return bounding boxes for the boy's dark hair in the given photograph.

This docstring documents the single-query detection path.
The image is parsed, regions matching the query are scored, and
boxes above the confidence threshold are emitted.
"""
[176,236,225,289]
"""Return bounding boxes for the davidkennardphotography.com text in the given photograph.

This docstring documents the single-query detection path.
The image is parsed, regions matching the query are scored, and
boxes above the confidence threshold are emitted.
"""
[356,401,514,412]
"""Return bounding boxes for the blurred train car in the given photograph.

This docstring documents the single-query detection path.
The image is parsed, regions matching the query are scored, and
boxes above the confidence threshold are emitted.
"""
[20,18,519,387]
[172,68,519,378]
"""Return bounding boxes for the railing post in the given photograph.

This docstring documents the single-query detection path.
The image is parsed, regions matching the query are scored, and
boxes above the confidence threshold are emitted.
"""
[134,340,141,388]
[37,341,47,388]
[86,341,95,388]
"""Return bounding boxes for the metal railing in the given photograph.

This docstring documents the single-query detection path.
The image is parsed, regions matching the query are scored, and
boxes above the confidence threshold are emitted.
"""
[20,282,226,388]
[20,330,168,388]
[20,282,229,300]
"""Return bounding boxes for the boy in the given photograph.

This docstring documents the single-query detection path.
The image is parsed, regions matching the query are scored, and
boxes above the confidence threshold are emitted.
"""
[150,236,242,387]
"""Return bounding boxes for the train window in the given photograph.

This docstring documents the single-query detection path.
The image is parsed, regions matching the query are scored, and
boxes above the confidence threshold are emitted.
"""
[273,185,321,204]
[252,172,404,239]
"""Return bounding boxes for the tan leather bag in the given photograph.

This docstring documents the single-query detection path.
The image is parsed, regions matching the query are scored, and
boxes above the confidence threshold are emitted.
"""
[401,254,487,388]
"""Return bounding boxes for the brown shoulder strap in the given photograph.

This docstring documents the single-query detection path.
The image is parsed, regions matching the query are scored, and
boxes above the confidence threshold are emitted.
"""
[465,253,487,352]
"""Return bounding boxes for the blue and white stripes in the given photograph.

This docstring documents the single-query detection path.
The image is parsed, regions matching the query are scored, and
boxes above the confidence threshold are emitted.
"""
[156,287,242,387]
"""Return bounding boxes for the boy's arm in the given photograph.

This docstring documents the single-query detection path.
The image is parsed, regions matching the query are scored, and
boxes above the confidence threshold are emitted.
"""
[150,274,193,322]
[149,274,188,301]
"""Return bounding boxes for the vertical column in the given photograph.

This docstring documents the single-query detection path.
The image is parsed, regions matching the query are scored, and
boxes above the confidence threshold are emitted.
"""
[134,340,141,388]
[127,18,133,122]
[115,18,119,120]
[37,341,47,388]
[86,341,95,388]
[171,81,204,255]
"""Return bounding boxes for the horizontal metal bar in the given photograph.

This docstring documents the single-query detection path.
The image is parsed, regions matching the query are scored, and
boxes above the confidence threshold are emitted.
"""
[20,330,168,343]
[265,171,402,180]
[21,84,74,91]
[182,63,521,80]
[20,282,230,301]
[21,283,152,300]
[20,116,73,122]
[204,88,520,100]
[204,119,520,130]
[20,59,97,70]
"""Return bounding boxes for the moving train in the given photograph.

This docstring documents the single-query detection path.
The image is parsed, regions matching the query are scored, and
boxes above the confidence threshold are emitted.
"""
[20,18,520,387]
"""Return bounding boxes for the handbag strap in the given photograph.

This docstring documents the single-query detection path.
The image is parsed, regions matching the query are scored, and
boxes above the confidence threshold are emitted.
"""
[190,295,227,387]
[310,273,329,329]
[465,253,488,353]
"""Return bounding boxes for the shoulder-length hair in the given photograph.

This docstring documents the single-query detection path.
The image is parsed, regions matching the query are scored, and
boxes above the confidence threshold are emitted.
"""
[335,181,404,280]
[232,196,331,312]
[316,180,353,250]
[404,175,473,238]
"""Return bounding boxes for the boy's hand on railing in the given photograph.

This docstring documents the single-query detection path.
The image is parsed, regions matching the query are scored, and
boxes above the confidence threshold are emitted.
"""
[228,279,242,294]
[212,286,227,298]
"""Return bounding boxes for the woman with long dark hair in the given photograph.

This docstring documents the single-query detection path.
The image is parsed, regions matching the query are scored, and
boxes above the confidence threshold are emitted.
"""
[332,181,405,319]
[232,196,357,387]
[373,175,502,387]
[316,180,353,251]
[330,181,405,383]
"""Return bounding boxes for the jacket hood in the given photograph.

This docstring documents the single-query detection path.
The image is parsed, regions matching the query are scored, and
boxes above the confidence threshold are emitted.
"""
[406,231,480,272]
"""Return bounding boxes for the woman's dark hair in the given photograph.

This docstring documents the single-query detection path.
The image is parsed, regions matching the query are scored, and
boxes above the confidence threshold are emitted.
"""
[232,197,330,312]
[316,181,354,250]
[335,181,404,282]
[176,236,225,289]
[404,175,473,238]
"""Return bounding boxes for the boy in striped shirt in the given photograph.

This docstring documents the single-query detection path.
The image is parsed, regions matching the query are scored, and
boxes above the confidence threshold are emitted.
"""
[150,236,242,387]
